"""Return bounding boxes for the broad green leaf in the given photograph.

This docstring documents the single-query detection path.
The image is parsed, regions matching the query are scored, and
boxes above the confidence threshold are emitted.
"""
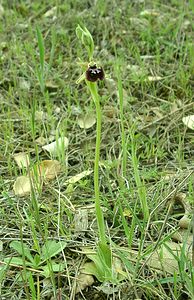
[85,252,105,277]
[82,261,104,282]
[41,263,65,278]
[10,241,34,264]
[41,240,66,262]
[4,257,33,267]
[98,242,112,269]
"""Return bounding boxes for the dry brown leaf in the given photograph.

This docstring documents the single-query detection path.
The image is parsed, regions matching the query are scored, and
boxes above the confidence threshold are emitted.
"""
[174,193,191,213]
[42,137,69,156]
[182,115,194,130]
[77,114,96,129]
[0,4,4,18]
[129,17,149,29]
[45,80,59,91]
[14,152,30,169]
[105,78,117,94]
[44,6,57,17]
[65,170,92,185]
[171,102,178,113]
[19,78,30,91]
[147,241,191,274]
[75,273,94,294]
[172,229,193,244]
[35,111,46,121]
[0,240,3,252]
[35,136,47,146]
[13,176,31,196]
[103,105,118,119]
[147,76,162,82]
[35,160,61,180]
[179,215,191,229]
[140,9,160,17]
[74,209,88,233]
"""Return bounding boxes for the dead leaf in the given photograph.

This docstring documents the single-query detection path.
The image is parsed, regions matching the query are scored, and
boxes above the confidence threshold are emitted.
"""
[147,241,191,274]
[35,111,46,121]
[54,106,61,114]
[13,176,31,196]
[96,283,120,295]
[103,105,118,118]
[129,17,149,29]
[147,76,162,82]
[179,215,191,229]
[127,64,146,77]
[74,209,88,232]
[65,170,92,185]
[140,9,160,17]
[105,78,117,92]
[0,4,4,18]
[77,114,96,129]
[71,105,82,116]
[182,115,194,130]
[42,137,69,156]
[0,240,3,252]
[171,102,178,113]
[174,193,191,213]
[172,229,193,244]
[35,160,61,180]
[44,6,57,17]
[75,273,94,294]
[45,80,59,91]
[18,78,30,91]
[123,208,131,218]
[35,136,47,146]
[14,152,30,169]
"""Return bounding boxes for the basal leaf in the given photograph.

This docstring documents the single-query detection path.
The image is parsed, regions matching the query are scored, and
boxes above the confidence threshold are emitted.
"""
[41,263,65,278]
[10,241,34,264]
[41,240,66,262]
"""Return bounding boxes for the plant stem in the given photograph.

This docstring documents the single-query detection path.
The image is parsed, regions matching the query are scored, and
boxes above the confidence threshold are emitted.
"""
[116,62,127,178]
[87,81,106,245]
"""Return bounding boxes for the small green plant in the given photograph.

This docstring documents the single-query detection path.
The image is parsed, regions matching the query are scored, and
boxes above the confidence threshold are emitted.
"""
[4,240,66,278]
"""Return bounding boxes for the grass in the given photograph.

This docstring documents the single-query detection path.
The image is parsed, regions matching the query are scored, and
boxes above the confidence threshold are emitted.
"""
[0,0,194,299]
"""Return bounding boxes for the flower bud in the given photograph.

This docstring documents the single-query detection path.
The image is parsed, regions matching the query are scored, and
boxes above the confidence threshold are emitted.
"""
[76,25,94,60]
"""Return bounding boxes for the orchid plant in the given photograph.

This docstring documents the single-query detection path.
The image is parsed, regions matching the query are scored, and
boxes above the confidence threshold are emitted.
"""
[76,25,115,281]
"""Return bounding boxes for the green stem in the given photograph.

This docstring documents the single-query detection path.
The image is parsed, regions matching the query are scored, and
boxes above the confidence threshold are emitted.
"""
[116,63,127,178]
[87,81,106,245]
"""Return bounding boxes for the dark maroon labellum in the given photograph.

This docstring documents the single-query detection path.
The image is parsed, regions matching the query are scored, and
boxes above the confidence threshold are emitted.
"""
[86,64,105,82]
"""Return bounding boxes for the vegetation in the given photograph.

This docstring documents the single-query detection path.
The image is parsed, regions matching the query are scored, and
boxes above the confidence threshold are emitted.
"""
[0,1,194,299]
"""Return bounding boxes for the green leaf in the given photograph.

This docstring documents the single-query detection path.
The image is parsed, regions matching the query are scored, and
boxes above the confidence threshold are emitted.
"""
[33,254,41,267]
[10,241,34,264]
[98,242,112,269]
[36,26,45,72]
[84,246,123,283]
[41,240,66,262]
[28,272,36,300]
[41,263,65,278]
[4,257,33,267]
[82,261,104,282]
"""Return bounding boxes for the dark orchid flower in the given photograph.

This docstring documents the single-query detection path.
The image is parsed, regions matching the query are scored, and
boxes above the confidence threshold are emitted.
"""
[86,64,105,82]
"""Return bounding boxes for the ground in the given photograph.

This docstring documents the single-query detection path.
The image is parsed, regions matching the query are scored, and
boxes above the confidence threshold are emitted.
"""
[0,0,194,299]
